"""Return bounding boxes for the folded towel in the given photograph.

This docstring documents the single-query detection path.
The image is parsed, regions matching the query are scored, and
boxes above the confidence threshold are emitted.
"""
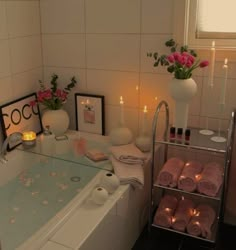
[197,162,223,197]
[110,143,147,165]
[187,204,216,239]
[178,161,203,192]
[156,157,185,188]
[110,155,144,189]
[171,198,195,232]
[153,194,178,228]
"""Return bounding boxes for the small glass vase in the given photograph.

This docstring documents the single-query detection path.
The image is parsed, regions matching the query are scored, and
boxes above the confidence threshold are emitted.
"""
[42,109,69,136]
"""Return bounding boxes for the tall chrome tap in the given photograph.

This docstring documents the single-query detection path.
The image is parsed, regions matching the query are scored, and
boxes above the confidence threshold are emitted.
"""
[0,132,22,163]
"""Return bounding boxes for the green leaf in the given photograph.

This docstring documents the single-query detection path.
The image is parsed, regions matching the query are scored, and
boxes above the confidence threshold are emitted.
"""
[153,52,158,60]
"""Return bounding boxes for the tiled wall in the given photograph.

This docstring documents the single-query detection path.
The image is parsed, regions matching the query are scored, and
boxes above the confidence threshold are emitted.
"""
[0,0,43,142]
[40,0,236,137]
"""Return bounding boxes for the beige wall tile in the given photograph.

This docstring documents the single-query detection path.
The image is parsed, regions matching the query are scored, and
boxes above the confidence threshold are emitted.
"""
[86,0,140,33]
[86,34,140,72]
[40,0,85,34]
[10,35,42,74]
[6,1,40,37]
[42,34,86,68]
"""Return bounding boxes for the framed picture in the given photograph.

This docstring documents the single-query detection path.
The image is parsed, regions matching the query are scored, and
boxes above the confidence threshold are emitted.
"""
[0,93,43,150]
[75,93,105,135]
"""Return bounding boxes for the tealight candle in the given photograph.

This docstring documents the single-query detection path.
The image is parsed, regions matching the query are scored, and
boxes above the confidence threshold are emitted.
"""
[22,131,36,148]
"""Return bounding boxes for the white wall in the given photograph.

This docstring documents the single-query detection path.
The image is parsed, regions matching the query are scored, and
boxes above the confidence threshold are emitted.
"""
[40,0,236,137]
[0,0,43,142]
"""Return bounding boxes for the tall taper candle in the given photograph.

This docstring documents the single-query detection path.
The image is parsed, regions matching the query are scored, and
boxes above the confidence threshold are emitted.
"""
[120,96,124,126]
[208,41,215,87]
[142,105,148,134]
[220,58,228,106]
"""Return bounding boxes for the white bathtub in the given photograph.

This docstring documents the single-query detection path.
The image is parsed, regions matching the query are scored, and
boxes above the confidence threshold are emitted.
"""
[0,132,150,250]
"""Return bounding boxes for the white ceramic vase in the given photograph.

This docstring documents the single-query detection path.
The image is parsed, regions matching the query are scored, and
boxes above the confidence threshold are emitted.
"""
[109,126,133,145]
[42,109,70,136]
[100,172,120,194]
[169,78,197,130]
[91,186,109,205]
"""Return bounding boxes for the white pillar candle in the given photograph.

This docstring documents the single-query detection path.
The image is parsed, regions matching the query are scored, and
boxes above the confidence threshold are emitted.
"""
[142,105,148,134]
[208,41,215,87]
[220,58,228,106]
[120,96,124,126]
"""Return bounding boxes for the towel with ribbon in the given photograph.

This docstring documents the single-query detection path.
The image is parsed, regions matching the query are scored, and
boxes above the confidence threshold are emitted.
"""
[110,155,144,189]
[110,143,147,165]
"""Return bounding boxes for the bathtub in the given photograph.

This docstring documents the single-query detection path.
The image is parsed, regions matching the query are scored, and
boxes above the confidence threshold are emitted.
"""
[0,148,105,250]
[0,131,149,250]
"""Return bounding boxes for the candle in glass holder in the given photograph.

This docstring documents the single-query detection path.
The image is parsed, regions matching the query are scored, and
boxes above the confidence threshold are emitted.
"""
[22,131,36,147]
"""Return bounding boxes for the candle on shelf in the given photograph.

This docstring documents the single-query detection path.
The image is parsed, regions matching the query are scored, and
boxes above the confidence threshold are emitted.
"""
[119,96,124,126]
[142,105,148,134]
[208,41,215,87]
[220,58,228,108]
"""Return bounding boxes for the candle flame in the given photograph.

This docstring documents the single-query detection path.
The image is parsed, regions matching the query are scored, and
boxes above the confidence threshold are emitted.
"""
[224,58,228,65]
[22,131,36,141]
[144,105,147,113]
[172,217,176,223]
[120,96,124,104]
[195,174,201,181]
[212,40,215,47]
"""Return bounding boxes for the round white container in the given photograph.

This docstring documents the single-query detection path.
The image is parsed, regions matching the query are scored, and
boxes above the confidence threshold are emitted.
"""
[91,186,109,205]
[100,172,120,194]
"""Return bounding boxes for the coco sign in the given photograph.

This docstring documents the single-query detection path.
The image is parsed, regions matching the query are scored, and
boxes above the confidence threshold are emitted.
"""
[0,93,42,141]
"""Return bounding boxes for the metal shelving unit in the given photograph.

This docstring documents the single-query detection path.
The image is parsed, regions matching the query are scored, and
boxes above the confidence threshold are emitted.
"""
[148,100,236,247]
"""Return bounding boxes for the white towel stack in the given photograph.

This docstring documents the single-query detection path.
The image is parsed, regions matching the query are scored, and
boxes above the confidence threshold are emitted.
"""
[110,143,147,189]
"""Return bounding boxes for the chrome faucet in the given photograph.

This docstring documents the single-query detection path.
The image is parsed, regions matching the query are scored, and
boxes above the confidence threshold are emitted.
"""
[0,132,22,163]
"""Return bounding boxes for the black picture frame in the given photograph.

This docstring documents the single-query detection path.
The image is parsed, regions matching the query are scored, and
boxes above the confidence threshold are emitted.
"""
[0,93,43,150]
[75,93,105,135]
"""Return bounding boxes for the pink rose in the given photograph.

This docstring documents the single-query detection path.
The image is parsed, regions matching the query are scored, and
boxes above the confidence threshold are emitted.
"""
[199,60,209,68]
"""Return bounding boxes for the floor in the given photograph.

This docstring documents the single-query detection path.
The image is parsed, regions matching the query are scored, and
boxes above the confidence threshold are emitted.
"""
[132,222,236,250]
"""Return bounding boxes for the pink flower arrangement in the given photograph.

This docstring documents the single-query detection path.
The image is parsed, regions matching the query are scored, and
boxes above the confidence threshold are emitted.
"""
[31,74,77,110]
[147,39,209,79]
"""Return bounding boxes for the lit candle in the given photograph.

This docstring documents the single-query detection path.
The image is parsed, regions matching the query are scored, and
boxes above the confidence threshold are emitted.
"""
[142,105,148,134]
[120,96,124,126]
[220,58,228,107]
[208,41,215,87]
[22,131,36,147]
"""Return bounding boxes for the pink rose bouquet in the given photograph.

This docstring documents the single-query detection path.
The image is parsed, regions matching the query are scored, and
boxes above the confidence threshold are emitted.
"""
[147,39,209,79]
[32,73,77,110]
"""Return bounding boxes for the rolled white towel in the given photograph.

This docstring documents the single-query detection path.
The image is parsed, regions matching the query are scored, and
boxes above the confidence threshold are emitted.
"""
[110,143,147,165]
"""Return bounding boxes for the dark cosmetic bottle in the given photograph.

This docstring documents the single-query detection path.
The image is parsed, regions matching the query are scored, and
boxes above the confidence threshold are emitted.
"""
[169,126,176,142]
[177,128,183,142]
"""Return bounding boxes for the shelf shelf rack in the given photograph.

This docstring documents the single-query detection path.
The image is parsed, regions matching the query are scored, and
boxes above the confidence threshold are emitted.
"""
[148,100,236,246]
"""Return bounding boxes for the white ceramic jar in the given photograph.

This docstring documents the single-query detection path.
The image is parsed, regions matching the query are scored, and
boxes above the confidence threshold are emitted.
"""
[100,172,120,194]
[91,186,109,205]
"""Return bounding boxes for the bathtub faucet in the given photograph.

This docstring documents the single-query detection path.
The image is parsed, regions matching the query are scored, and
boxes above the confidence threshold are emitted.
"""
[0,132,22,163]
